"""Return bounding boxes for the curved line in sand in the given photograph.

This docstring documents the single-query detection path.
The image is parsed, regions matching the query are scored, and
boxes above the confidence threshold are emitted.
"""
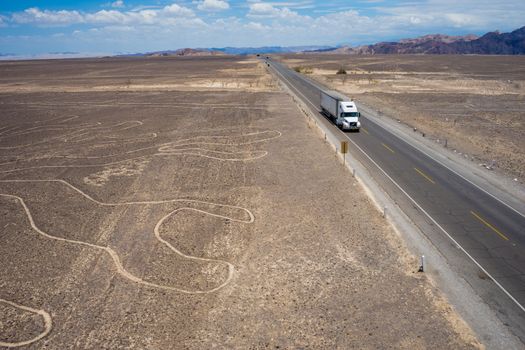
[0,130,281,173]
[155,149,268,161]
[0,157,149,175]
[35,114,80,124]
[70,132,158,145]
[0,120,145,150]
[167,130,282,147]
[45,130,282,160]
[0,123,103,150]
[2,123,96,138]
[0,298,52,348]
[0,124,280,345]
[0,179,253,295]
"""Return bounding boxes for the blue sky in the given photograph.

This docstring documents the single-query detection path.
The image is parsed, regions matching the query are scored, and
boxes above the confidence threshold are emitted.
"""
[1,0,524,55]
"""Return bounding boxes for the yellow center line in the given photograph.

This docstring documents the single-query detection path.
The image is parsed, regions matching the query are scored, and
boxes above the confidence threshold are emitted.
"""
[414,167,435,184]
[361,127,369,134]
[382,143,395,153]
[471,211,509,241]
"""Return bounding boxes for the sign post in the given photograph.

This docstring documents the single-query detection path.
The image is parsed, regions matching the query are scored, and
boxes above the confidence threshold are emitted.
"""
[340,141,348,166]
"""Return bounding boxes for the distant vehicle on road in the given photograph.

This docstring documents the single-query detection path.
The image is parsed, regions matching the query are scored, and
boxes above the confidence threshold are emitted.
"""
[320,90,361,132]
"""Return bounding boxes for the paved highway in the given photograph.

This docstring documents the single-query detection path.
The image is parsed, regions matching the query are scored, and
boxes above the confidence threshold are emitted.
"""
[267,58,525,336]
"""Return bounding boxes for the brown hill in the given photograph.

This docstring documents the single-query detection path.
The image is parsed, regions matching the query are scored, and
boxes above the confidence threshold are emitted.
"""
[308,26,525,55]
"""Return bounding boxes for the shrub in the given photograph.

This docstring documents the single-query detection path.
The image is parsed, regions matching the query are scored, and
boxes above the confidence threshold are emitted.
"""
[336,67,347,75]
[293,66,313,74]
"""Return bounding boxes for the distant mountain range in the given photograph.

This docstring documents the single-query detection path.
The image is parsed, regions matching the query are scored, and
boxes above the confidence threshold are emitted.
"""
[122,46,331,57]
[132,28,525,57]
[307,26,525,55]
[140,48,226,57]
[209,46,331,55]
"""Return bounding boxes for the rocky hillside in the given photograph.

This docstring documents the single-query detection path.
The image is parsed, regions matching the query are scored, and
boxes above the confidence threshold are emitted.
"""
[309,26,525,55]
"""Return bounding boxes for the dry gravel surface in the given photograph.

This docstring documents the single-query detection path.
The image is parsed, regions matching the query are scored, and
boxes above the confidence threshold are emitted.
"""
[0,56,481,348]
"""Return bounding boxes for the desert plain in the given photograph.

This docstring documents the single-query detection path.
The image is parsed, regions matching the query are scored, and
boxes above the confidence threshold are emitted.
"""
[0,56,481,348]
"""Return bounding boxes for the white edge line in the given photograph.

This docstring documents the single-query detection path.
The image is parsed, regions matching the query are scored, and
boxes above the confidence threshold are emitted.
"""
[270,62,525,313]
[360,110,525,219]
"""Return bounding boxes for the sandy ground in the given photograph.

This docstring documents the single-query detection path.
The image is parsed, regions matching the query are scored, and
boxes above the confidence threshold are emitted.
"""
[0,56,480,348]
[277,54,525,182]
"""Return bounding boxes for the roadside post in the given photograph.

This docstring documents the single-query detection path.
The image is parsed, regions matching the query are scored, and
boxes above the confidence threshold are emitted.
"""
[418,255,425,272]
[340,141,348,166]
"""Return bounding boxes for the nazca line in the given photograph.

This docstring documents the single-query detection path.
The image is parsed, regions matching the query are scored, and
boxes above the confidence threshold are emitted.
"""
[61,130,282,159]
[0,129,280,346]
[0,130,282,167]
[0,298,52,348]
[0,130,281,170]
[0,179,253,294]
[0,120,146,150]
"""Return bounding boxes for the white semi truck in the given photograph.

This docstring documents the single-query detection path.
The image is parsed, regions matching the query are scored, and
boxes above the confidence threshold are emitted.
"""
[320,90,361,132]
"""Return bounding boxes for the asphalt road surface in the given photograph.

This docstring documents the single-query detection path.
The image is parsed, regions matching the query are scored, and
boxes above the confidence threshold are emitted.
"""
[267,58,525,339]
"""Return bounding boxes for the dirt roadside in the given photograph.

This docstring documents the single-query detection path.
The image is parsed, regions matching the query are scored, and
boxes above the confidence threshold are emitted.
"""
[0,56,481,348]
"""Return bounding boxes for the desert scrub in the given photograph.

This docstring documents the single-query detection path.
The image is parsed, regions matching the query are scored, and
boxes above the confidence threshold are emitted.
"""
[336,67,347,75]
[293,66,313,74]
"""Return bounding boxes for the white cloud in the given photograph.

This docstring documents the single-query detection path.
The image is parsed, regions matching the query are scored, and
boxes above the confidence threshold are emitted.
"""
[197,0,230,11]
[247,2,304,21]
[11,4,196,27]
[12,8,84,26]
[85,10,128,24]
[112,0,125,8]
[163,4,195,17]
[248,3,275,15]
[245,21,269,31]
[444,13,477,27]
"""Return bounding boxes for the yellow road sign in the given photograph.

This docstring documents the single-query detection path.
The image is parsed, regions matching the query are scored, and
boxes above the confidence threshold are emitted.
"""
[340,141,348,154]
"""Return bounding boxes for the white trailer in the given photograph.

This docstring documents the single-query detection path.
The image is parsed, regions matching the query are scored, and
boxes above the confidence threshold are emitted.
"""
[320,90,361,131]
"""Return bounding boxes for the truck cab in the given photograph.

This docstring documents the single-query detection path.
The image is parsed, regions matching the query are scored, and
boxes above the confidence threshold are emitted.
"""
[336,101,361,131]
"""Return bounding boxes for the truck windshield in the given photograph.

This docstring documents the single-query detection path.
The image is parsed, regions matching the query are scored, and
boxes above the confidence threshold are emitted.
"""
[341,112,359,118]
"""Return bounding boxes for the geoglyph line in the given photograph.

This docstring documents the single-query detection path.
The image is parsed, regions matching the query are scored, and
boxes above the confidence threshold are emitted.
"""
[35,114,80,124]
[0,179,253,294]
[0,127,281,345]
[0,156,149,175]
[0,298,52,348]
[0,120,146,150]
[0,130,281,170]
[156,149,268,161]
[44,130,282,160]
[1,119,98,138]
